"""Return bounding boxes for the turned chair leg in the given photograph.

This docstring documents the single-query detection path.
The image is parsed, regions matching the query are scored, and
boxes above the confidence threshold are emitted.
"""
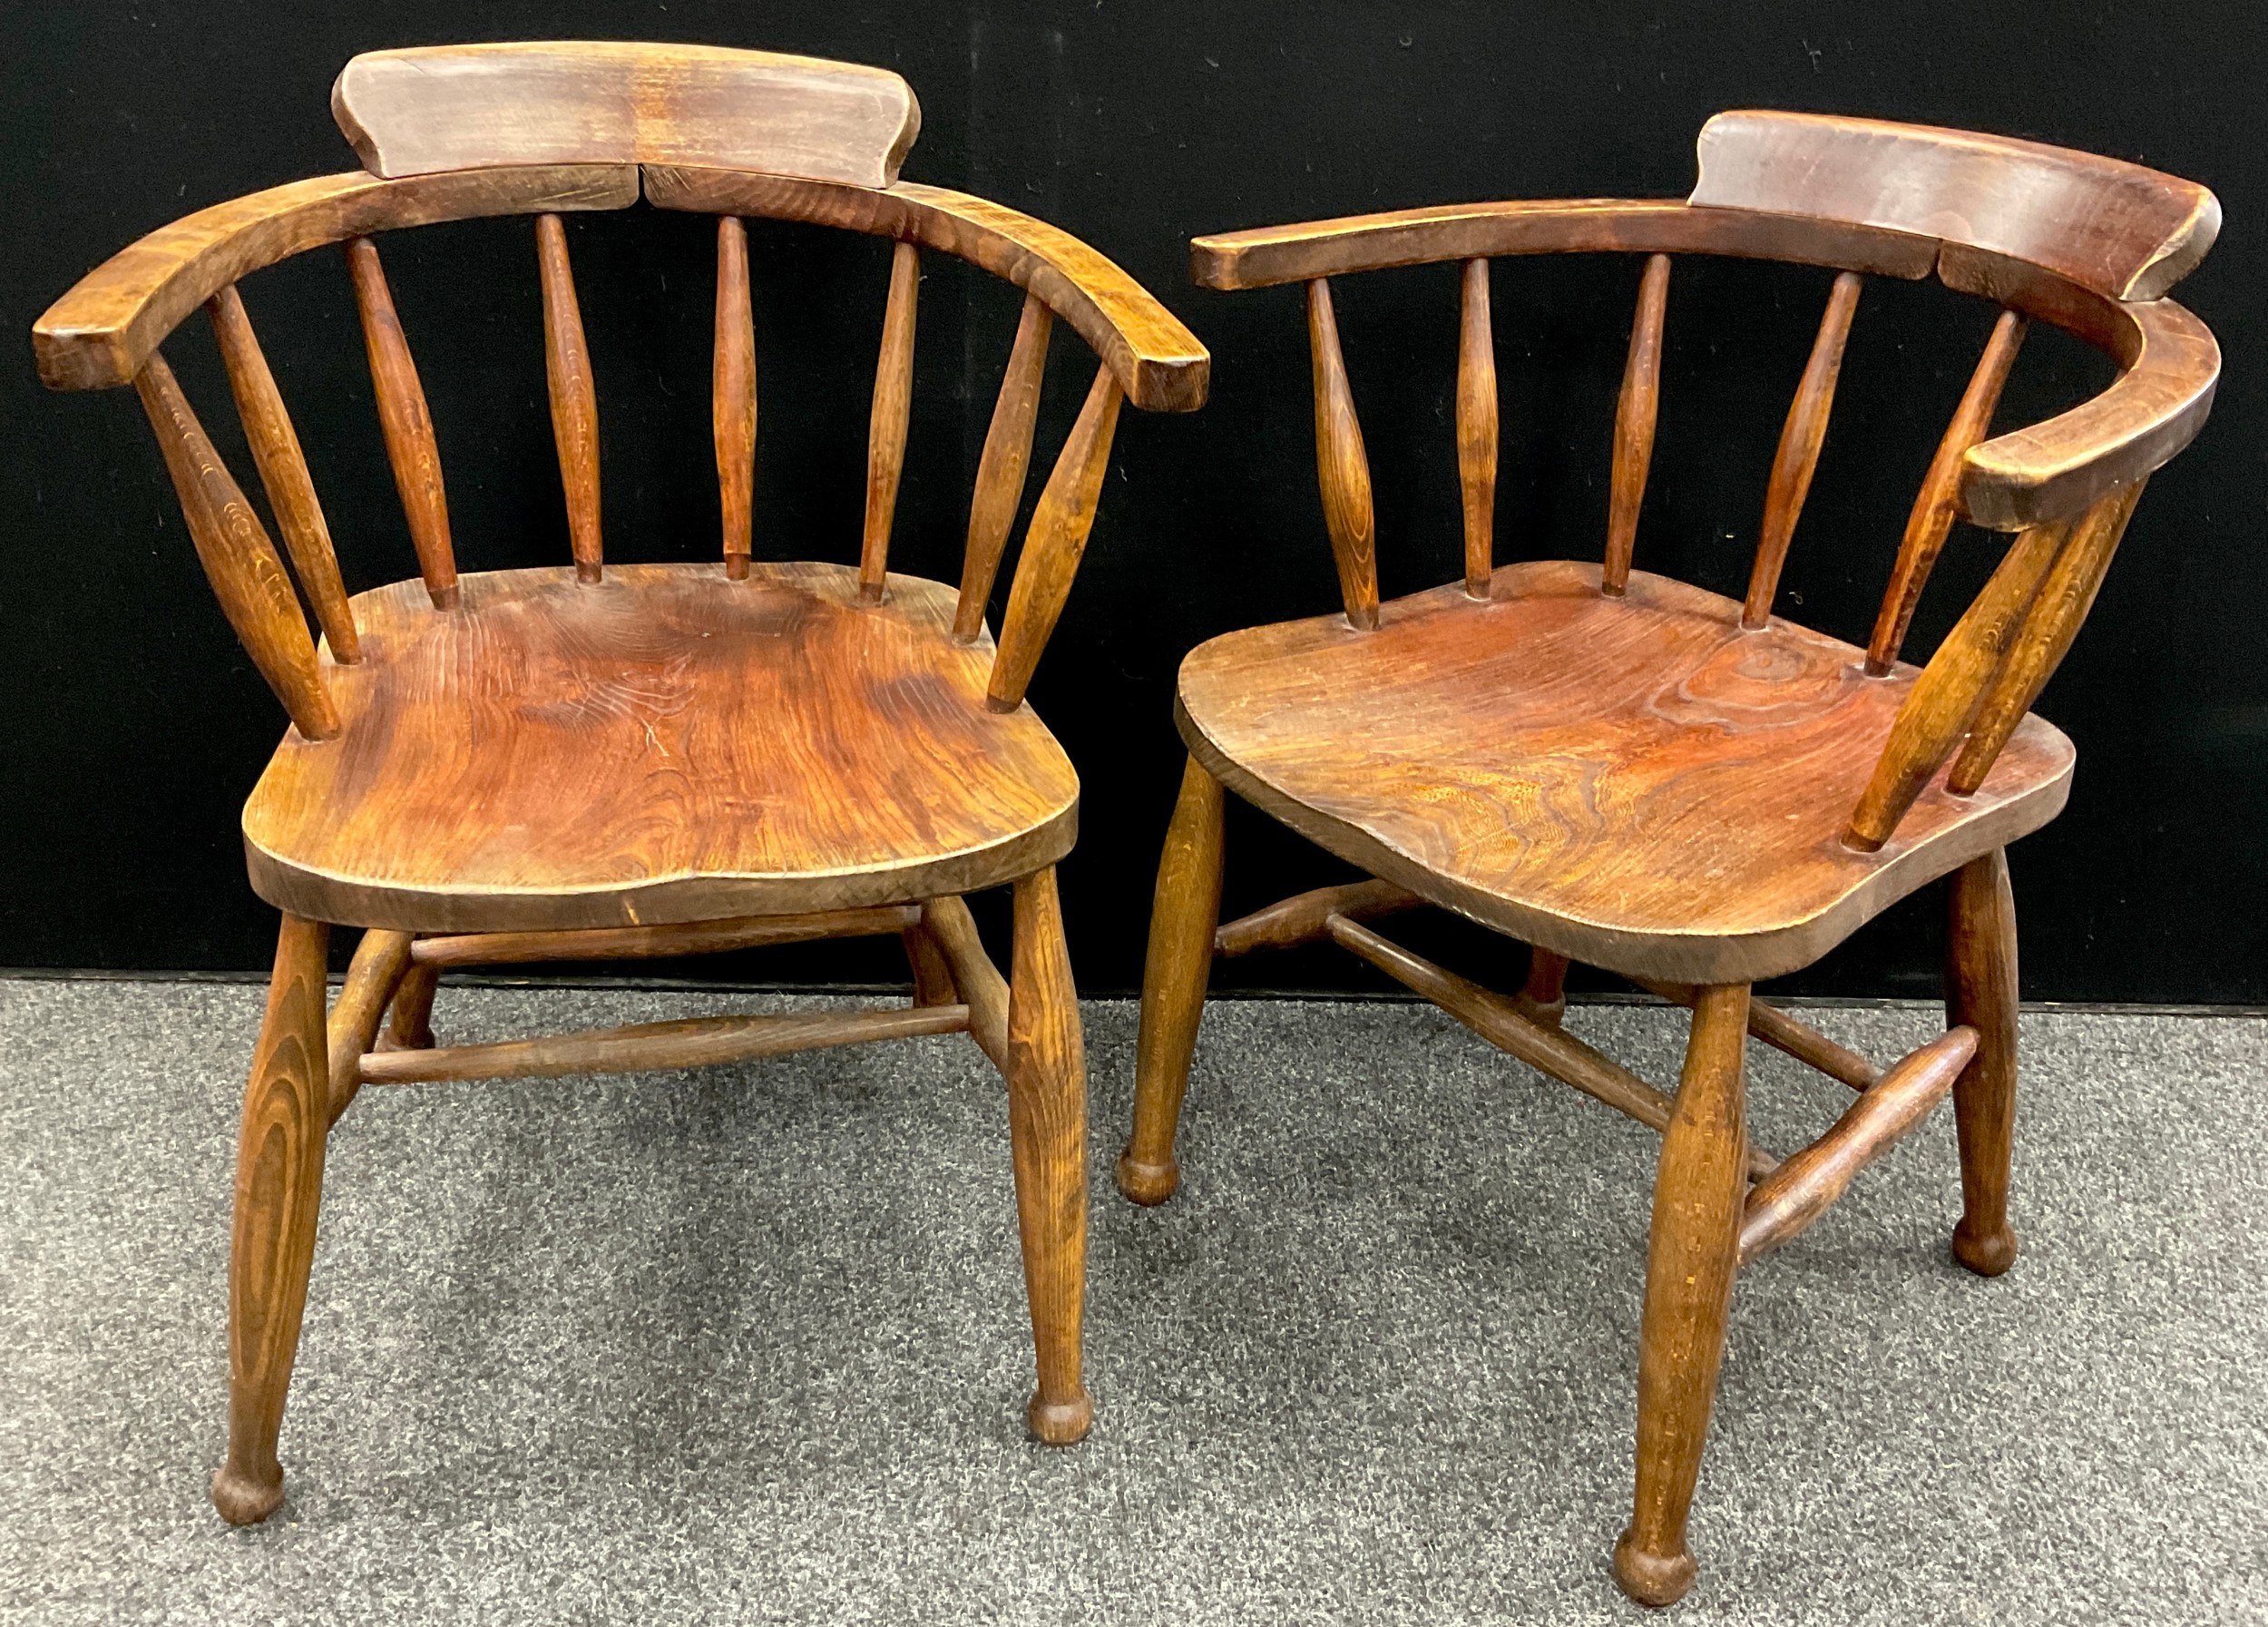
[1616,983,1750,1607]
[1119,754,1225,1205]
[212,914,333,1525]
[383,959,439,1051]
[1006,867,1093,1444]
[903,920,960,1007]
[1947,848,2019,1276]
[1518,945,1571,1026]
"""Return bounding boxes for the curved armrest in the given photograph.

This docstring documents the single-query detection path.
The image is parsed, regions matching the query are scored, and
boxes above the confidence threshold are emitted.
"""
[1943,246,2220,528]
[34,167,638,391]
[1188,199,1939,288]
[644,166,1208,412]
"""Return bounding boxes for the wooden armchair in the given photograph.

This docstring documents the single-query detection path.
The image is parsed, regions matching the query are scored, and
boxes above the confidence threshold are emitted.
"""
[34,42,1206,1525]
[1119,113,2216,1604]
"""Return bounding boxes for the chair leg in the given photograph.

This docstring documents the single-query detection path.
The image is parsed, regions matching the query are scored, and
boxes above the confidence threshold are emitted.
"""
[1118,754,1224,1205]
[211,914,333,1525]
[1006,867,1093,1445]
[1946,848,2019,1276]
[903,921,960,1007]
[1616,983,1750,1607]
[1518,945,1571,1026]
[383,959,439,1050]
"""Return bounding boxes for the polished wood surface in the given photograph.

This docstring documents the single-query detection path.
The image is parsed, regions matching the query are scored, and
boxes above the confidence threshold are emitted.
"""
[1456,258,1498,598]
[1692,110,2220,300]
[1120,756,1224,1206]
[133,355,337,740]
[647,166,1207,413]
[1190,198,2214,535]
[206,287,359,662]
[536,214,604,583]
[360,1004,969,1084]
[1191,199,1938,289]
[326,927,413,1123]
[1004,867,1092,1445]
[410,906,918,967]
[41,42,1210,1512]
[1738,1025,1976,1264]
[1943,262,2216,529]
[1177,561,2072,983]
[1212,877,1423,957]
[1605,253,1670,595]
[346,237,457,609]
[332,42,922,187]
[35,167,636,391]
[1844,516,2074,851]
[924,895,1010,1072]
[988,368,1125,710]
[1306,279,1380,629]
[1946,848,2019,1276]
[1615,984,1748,1608]
[958,293,1054,641]
[1742,271,1862,629]
[1148,112,2220,1606]
[1867,310,2028,672]
[1950,479,2145,793]
[861,240,919,602]
[712,216,757,579]
[211,915,331,1527]
[243,563,1080,932]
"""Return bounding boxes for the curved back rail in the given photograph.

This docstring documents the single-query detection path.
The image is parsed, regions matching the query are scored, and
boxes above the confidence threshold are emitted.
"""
[34,47,1207,739]
[1188,114,2217,851]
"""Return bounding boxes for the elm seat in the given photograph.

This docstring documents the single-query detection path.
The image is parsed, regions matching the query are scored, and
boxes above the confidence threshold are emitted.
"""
[243,562,1080,934]
[1174,560,2074,984]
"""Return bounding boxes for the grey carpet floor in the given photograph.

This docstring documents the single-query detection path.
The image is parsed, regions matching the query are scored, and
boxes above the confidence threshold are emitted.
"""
[1,979,2262,1625]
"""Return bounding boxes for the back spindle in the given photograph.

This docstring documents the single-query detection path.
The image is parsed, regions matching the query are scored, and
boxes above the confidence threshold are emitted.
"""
[205,286,360,662]
[1743,270,1863,629]
[345,237,457,609]
[1604,254,1671,596]
[133,352,338,739]
[535,214,602,583]
[861,239,919,602]
[713,216,757,580]
[956,291,1054,642]
[1306,278,1379,630]
[1947,477,2146,793]
[1457,258,1498,598]
[1865,309,2028,674]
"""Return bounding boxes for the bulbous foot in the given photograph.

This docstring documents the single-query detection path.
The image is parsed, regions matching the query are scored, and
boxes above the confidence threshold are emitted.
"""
[1027,1391,1093,1446]
[1952,1220,2018,1277]
[1114,1151,1180,1207]
[1614,1528,1697,1608]
[210,1465,285,1526]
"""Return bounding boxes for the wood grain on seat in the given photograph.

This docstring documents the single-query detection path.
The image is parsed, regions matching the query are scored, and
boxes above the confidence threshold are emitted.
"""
[1173,560,2072,983]
[243,562,1078,932]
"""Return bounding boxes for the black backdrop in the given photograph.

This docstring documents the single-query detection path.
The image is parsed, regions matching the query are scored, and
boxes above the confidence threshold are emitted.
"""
[3,2,2262,1003]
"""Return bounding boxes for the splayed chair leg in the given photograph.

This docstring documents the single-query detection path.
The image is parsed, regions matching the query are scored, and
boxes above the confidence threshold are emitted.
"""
[1947,848,2019,1276]
[383,959,439,1051]
[1006,867,1093,1444]
[1119,754,1225,1205]
[211,914,333,1524]
[1616,983,1750,1606]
